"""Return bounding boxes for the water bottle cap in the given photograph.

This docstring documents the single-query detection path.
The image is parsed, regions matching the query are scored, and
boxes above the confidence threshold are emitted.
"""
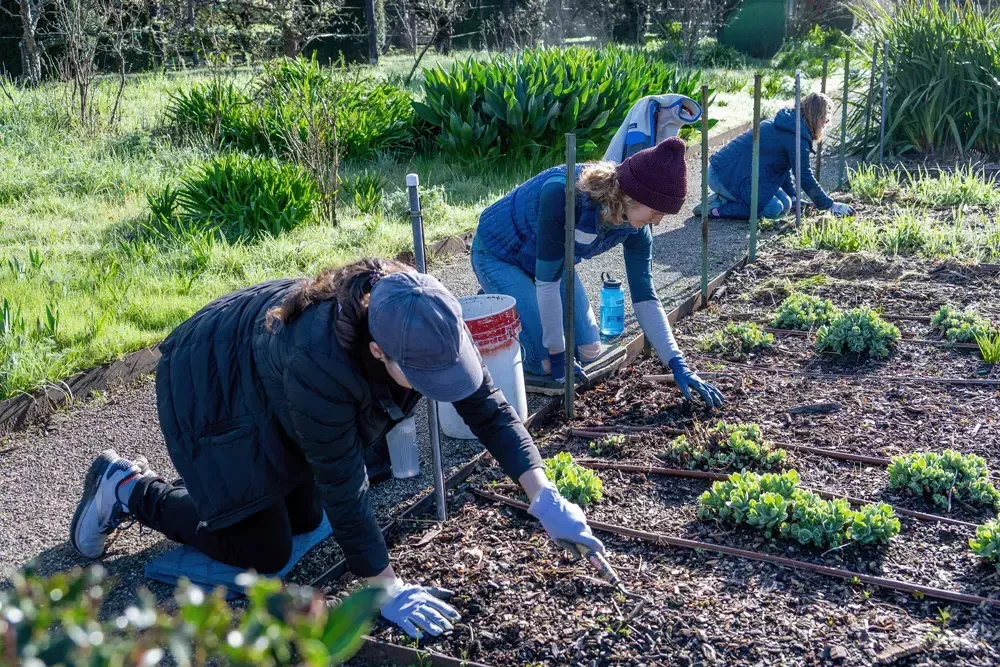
[601,272,622,289]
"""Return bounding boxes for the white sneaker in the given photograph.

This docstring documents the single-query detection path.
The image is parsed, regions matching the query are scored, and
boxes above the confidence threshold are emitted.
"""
[70,449,150,559]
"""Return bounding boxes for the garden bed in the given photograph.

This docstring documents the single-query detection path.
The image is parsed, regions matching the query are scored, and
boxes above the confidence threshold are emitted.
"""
[343,245,1000,666]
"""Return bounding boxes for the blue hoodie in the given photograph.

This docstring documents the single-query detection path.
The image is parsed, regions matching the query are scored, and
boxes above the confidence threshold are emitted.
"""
[709,108,833,213]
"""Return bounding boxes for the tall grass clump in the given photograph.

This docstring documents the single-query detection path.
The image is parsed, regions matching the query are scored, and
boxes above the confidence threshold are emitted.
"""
[414,45,709,162]
[904,167,1000,207]
[852,0,1000,156]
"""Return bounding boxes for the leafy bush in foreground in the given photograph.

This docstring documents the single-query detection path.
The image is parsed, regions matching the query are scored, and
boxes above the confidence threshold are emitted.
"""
[771,293,841,331]
[888,450,1000,510]
[0,565,382,666]
[700,322,775,359]
[970,519,1000,571]
[930,305,992,343]
[665,421,786,472]
[698,470,901,549]
[816,307,900,359]
[544,452,604,507]
[415,45,708,162]
[151,154,321,243]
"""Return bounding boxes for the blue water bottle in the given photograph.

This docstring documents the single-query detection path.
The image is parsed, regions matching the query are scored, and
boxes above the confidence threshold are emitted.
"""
[600,272,625,337]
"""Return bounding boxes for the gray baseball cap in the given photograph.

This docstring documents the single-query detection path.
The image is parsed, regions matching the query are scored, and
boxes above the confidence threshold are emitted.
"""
[368,272,483,403]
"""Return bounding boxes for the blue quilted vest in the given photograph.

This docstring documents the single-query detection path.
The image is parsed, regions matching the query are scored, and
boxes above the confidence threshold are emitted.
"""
[476,165,642,277]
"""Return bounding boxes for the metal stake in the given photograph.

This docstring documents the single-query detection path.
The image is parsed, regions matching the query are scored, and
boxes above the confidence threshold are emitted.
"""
[838,50,850,191]
[878,40,889,165]
[406,173,446,522]
[794,70,802,228]
[563,135,576,418]
[816,58,828,180]
[700,85,710,303]
[863,46,877,161]
[749,74,761,262]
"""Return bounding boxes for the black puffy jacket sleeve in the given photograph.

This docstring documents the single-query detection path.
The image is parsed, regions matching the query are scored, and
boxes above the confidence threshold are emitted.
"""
[452,365,543,481]
[283,350,389,578]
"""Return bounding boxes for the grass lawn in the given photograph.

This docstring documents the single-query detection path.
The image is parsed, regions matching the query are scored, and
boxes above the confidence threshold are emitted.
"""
[0,49,791,400]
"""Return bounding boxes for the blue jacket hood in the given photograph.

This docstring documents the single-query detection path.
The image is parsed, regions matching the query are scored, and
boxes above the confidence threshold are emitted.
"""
[773,108,813,143]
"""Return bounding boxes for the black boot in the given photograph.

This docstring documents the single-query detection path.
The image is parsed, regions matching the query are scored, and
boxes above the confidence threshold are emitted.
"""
[364,436,393,485]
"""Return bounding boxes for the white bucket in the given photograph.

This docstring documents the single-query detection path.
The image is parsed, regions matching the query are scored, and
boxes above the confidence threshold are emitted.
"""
[386,417,420,479]
[439,294,528,440]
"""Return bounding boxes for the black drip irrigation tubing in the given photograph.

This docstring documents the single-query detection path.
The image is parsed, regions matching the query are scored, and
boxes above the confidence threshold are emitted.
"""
[574,460,980,530]
[762,327,981,351]
[643,369,1000,388]
[471,488,1000,611]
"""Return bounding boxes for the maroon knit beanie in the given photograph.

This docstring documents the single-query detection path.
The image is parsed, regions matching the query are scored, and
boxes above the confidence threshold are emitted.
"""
[616,137,687,214]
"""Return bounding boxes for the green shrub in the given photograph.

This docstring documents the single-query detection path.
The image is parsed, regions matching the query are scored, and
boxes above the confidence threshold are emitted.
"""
[760,73,785,100]
[340,170,386,214]
[544,452,604,507]
[157,154,321,243]
[700,322,775,358]
[0,565,382,665]
[816,307,900,359]
[771,293,841,330]
[851,1,1000,155]
[415,46,709,162]
[771,26,847,77]
[969,519,1000,571]
[665,421,786,471]
[930,305,991,343]
[888,450,1000,510]
[698,469,900,549]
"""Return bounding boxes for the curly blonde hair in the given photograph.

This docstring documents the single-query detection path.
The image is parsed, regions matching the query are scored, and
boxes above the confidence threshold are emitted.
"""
[577,162,636,226]
[802,92,832,145]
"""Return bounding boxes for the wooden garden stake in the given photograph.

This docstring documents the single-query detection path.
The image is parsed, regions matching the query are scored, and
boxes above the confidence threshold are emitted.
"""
[879,40,889,165]
[794,70,802,228]
[816,57,828,179]
[863,45,878,161]
[700,85,709,303]
[749,74,762,262]
[838,50,850,191]
[564,134,576,418]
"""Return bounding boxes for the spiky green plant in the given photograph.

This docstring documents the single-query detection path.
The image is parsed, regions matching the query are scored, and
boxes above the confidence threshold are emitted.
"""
[976,330,1000,363]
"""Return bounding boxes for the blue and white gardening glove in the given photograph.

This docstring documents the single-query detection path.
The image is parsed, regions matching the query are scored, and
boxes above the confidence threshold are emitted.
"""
[528,483,605,556]
[668,355,725,409]
[548,351,590,385]
[830,202,855,217]
[379,579,461,639]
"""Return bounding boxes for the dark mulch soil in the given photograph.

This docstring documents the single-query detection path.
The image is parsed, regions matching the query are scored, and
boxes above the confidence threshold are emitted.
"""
[348,248,1000,666]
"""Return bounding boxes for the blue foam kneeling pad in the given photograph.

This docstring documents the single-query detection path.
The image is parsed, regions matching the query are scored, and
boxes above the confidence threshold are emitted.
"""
[144,515,333,600]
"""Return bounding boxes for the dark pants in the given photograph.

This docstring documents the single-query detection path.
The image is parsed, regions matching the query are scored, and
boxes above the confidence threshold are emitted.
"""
[130,475,324,574]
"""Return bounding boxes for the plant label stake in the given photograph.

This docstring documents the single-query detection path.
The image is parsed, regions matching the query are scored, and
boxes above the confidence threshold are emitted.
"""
[794,70,802,228]
[838,50,850,191]
[564,134,576,418]
[407,173,447,522]
[700,85,709,302]
[816,57,828,180]
[749,74,762,262]
[879,40,889,165]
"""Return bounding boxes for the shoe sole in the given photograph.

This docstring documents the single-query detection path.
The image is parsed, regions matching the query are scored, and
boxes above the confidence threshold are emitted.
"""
[70,449,116,559]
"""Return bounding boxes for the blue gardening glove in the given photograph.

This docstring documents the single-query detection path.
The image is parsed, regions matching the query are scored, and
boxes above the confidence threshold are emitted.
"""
[548,351,590,384]
[668,355,724,408]
[527,483,605,556]
[380,579,461,639]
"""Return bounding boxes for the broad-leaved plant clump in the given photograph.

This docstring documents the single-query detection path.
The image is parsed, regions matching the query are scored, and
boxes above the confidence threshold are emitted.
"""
[665,421,786,472]
[588,433,626,457]
[544,452,604,507]
[698,469,901,549]
[771,293,841,331]
[700,322,775,359]
[969,519,1000,571]
[930,305,992,343]
[888,450,1000,510]
[815,307,900,359]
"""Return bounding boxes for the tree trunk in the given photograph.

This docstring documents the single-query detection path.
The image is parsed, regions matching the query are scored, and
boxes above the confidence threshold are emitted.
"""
[282,23,300,57]
[18,0,43,85]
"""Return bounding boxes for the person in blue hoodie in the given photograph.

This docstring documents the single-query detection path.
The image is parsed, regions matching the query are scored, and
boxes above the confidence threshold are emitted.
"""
[699,92,855,220]
[472,138,724,408]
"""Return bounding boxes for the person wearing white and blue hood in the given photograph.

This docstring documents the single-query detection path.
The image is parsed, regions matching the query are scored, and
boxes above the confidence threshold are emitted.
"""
[69,258,604,639]
[698,92,855,220]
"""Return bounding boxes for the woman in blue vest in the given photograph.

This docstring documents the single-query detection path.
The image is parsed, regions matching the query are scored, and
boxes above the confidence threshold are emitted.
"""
[471,138,723,407]
[698,92,855,220]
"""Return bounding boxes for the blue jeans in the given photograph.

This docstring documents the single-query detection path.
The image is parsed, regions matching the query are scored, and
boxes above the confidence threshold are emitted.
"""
[471,244,600,376]
[708,166,790,220]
